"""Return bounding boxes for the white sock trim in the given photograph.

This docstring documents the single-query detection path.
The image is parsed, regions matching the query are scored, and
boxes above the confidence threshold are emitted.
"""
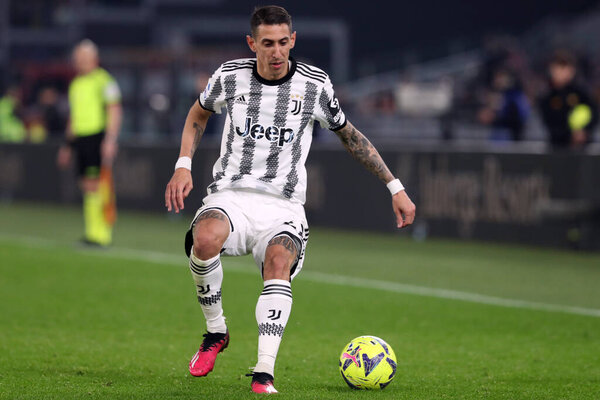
[261,279,292,300]
[263,279,290,287]
[253,359,275,377]
[190,252,220,266]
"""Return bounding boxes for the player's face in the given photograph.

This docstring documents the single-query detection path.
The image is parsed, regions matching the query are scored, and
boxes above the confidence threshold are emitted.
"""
[73,47,98,75]
[549,63,575,88]
[247,24,296,80]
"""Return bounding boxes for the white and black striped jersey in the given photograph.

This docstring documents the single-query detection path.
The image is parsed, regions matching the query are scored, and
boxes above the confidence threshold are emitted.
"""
[198,57,346,204]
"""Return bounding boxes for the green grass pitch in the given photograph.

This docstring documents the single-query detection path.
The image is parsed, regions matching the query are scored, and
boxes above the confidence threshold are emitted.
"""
[0,202,599,399]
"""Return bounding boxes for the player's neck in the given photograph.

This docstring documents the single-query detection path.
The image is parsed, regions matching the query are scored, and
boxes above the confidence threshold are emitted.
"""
[256,59,291,81]
[78,66,98,76]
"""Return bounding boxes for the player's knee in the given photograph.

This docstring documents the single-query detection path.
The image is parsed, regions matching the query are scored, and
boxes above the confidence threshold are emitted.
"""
[81,178,99,193]
[264,251,293,280]
[193,232,224,260]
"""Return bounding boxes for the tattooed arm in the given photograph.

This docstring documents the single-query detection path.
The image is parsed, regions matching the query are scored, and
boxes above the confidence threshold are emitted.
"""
[335,121,416,228]
[178,101,212,159]
[335,121,395,184]
[165,101,212,213]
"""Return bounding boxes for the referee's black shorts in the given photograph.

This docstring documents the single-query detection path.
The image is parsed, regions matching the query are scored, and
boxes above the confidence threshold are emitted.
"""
[71,131,104,178]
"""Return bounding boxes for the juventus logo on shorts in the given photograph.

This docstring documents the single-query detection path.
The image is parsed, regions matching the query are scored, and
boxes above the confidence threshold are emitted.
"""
[291,99,302,115]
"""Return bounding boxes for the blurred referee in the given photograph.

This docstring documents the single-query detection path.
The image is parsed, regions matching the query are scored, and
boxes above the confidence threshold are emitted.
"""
[57,39,122,246]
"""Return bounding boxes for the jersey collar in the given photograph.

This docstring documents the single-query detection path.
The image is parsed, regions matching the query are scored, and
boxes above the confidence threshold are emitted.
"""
[252,56,297,86]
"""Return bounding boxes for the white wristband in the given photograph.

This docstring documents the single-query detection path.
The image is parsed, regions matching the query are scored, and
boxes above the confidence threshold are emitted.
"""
[386,178,405,195]
[175,156,192,171]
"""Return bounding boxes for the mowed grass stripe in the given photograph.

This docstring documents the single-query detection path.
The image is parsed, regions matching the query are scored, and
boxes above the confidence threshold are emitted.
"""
[2,232,599,319]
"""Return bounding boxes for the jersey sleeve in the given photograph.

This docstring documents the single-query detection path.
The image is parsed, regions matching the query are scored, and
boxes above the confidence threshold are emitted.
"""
[314,76,347,131]
[198,66,226,114]
[103,73,121,104]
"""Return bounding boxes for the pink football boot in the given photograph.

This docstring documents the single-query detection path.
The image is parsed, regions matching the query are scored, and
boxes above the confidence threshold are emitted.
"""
[189,331,229,377]
[247,372,278,394]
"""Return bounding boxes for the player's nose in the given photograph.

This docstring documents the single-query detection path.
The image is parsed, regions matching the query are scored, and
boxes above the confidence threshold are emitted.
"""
[273,44,284,58]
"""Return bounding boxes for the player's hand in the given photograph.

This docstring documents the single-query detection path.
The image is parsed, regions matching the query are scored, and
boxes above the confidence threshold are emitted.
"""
[101,137,118,165]
[56,145,72,170]
[571,129,587,146]
[392,190,416,229]
[165,168,193,213]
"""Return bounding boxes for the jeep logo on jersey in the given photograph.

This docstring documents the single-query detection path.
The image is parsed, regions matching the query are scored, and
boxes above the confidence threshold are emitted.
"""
[235,117,294,147]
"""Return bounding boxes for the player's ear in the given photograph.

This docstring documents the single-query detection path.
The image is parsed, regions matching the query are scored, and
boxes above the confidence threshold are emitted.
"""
[246,35,257,53]
[290,31,296,49]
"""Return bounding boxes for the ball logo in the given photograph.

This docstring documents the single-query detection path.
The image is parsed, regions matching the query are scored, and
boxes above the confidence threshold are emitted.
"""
[362,352,384,377]
[236,117,295,147]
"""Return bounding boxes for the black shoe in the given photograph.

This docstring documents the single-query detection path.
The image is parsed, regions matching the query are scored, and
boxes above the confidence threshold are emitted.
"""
[78,238,109,248]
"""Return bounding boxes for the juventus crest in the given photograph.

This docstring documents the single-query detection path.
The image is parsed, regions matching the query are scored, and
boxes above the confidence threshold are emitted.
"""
[290,94,303,115]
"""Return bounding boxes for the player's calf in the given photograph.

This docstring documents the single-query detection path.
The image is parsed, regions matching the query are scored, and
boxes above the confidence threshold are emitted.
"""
[253,278,293,378]
[187,208,231,376]
[189,252,227,332]
[250,234,300,378]
[188,252,229,377]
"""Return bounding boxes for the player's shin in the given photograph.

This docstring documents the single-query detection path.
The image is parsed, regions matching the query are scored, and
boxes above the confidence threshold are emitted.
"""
[254,279,293,377]
[83,190,111,245]
[189,252,227,333]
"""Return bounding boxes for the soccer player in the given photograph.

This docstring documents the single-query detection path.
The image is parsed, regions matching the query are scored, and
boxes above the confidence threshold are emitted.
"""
[57,40,122,246]
[165,6,415,394]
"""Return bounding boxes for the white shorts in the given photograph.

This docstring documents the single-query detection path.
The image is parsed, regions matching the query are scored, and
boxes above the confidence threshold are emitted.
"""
[186,188,309,280]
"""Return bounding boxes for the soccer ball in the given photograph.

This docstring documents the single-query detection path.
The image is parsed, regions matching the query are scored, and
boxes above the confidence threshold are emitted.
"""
[339,335,397,390]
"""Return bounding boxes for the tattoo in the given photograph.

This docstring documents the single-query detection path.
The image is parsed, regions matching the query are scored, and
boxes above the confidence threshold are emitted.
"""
[268,235,298,257]
[335,122,393,184]
[197,210,227,223]
[191,122,205,157]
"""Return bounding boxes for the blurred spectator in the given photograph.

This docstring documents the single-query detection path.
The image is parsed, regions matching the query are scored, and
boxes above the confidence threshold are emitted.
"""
[0,85,26,142]
[478,68,530,141]
[25,109,47,143]
[539,50,598,149]
[37,87,68,139]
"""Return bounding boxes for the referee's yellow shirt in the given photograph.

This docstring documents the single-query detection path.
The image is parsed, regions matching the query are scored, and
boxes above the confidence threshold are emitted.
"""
[69,67,121,137]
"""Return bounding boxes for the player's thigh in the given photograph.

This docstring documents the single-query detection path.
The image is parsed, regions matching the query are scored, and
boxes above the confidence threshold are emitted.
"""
[74,132,103,180]
[80,177,99,192]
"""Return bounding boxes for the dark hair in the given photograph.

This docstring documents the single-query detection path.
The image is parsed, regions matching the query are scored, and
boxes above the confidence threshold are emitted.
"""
[250,5,292,37]
[550,49,576,67]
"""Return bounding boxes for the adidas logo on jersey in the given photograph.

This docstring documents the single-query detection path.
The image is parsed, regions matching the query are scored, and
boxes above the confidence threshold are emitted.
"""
[234,95,247,104]
[236,117,294,147]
